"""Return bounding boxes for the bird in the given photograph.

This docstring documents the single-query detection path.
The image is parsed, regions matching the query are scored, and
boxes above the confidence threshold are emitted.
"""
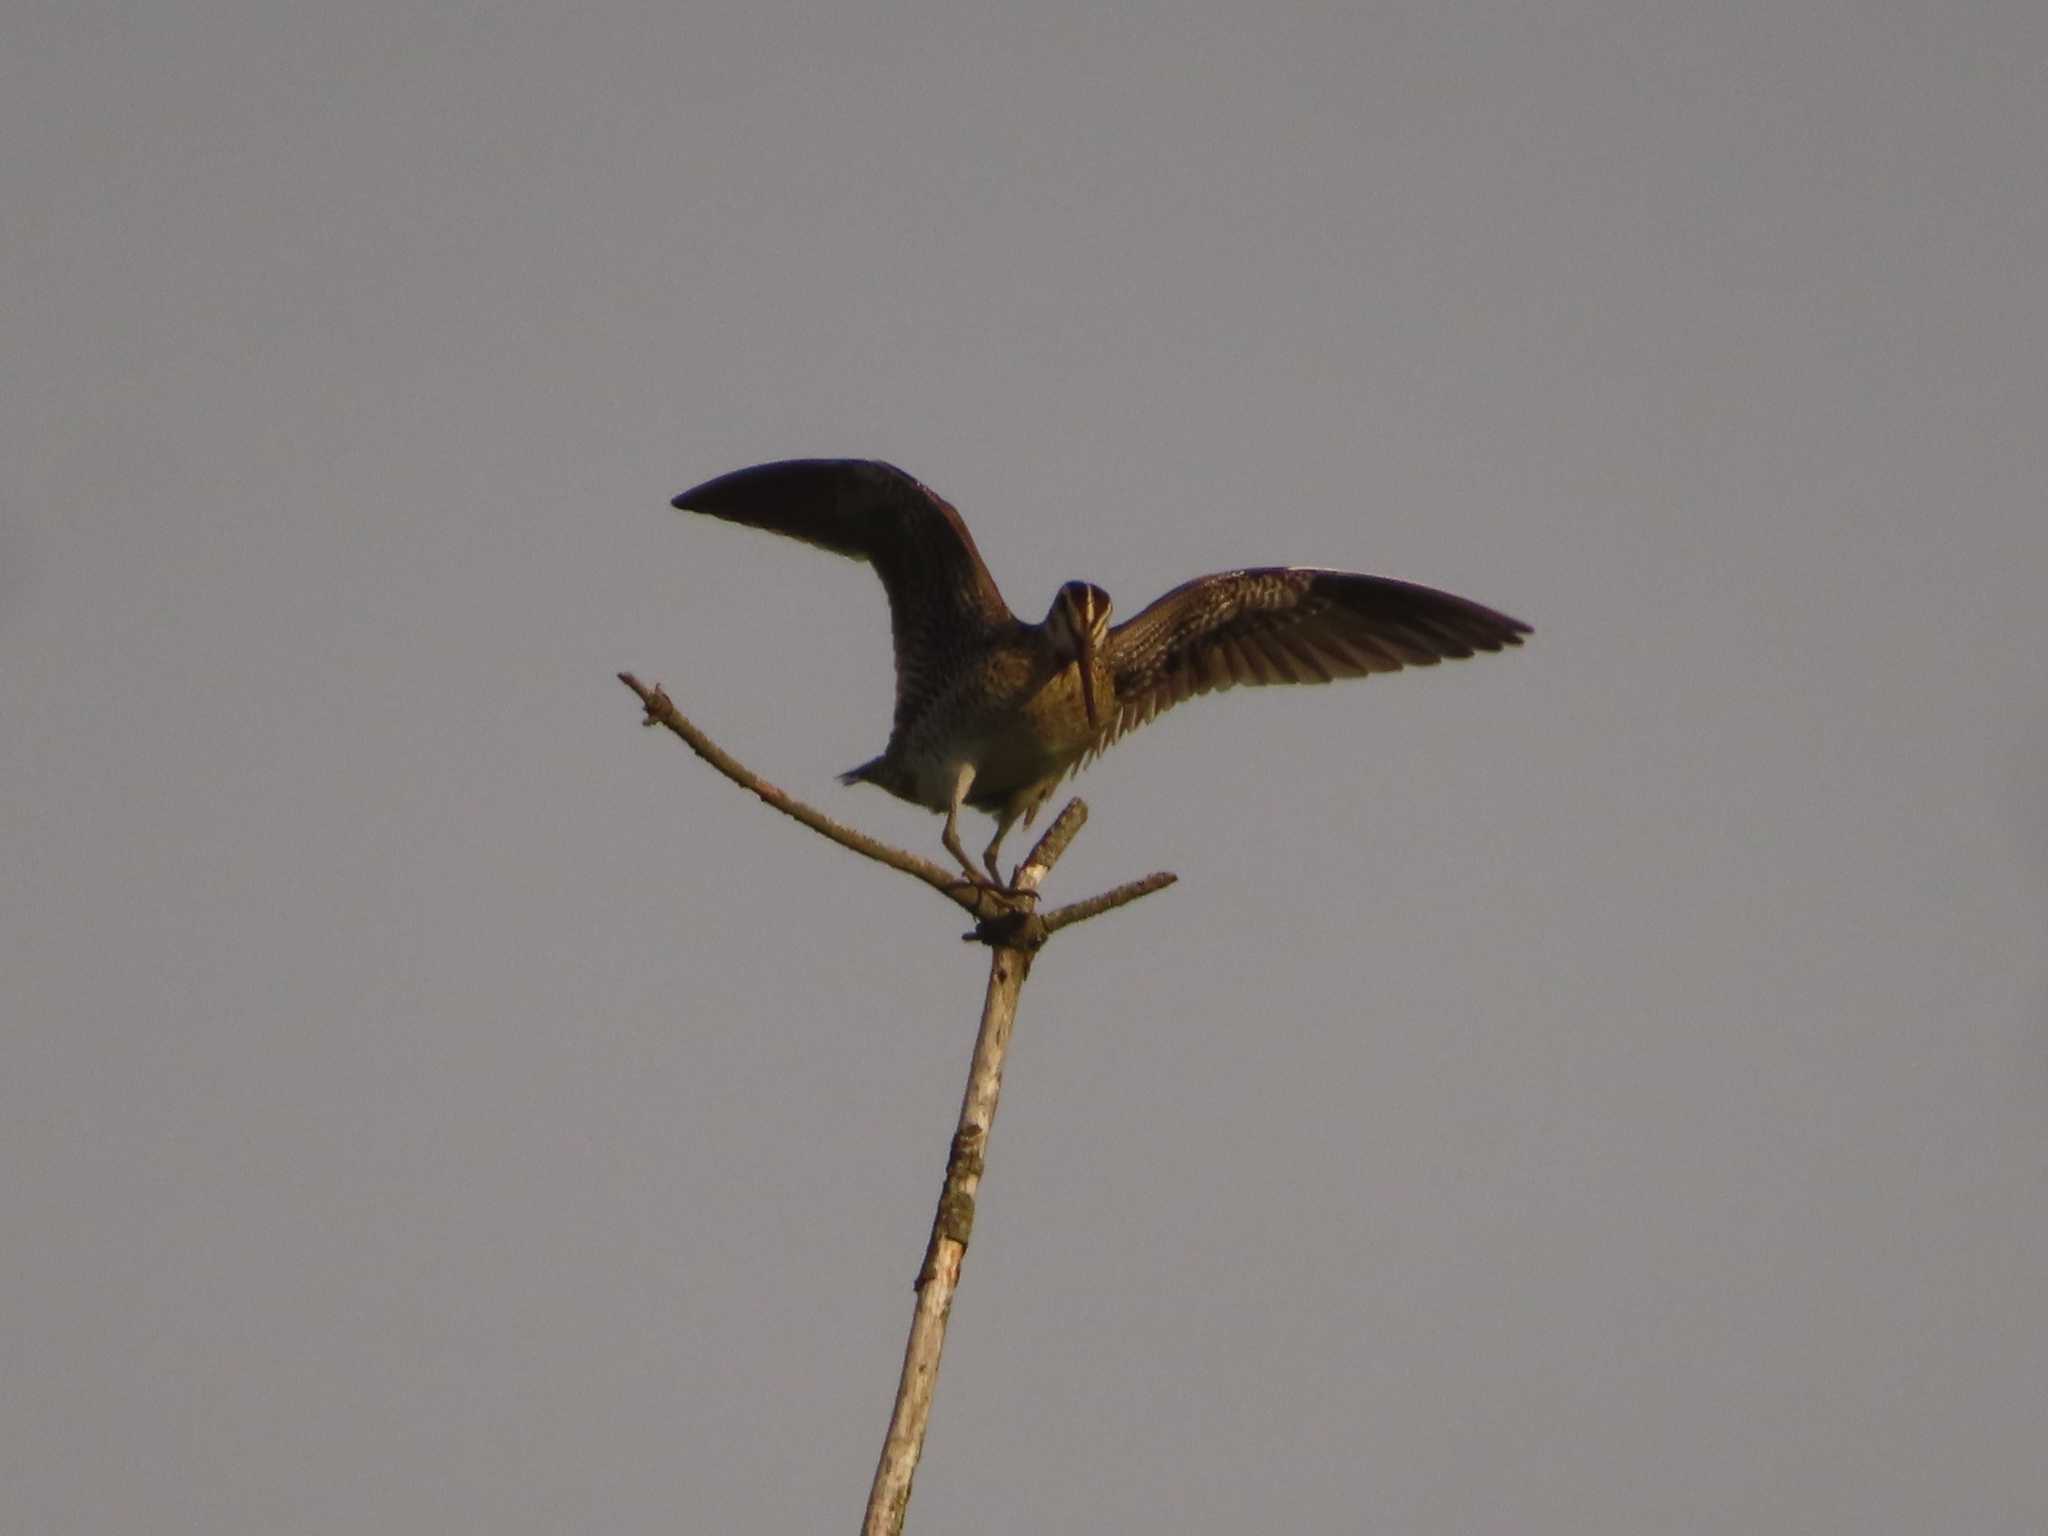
[674,458,1529,888]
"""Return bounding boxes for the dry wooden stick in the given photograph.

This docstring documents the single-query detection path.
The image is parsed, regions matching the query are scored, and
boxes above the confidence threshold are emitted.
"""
[619,675,1175,1535]
[620,671,987,912]
[860,807,1079,1536]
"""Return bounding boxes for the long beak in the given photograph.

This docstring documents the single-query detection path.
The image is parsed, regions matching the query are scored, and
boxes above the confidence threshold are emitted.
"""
[1076,619,1100,730]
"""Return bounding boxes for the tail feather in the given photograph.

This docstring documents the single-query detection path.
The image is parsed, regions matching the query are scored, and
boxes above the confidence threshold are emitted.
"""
[839,756,885,787]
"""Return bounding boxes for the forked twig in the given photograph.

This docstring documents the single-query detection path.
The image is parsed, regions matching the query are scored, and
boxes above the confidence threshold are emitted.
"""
[619,673,1174,1535]
[620,671,982,909]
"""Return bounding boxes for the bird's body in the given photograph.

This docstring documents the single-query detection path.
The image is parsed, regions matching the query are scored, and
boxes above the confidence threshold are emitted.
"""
[839,612,1108,828]
[674,458,1529,885]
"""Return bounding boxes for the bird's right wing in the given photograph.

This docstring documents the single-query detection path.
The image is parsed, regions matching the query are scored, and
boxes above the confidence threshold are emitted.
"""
[674,459,1014,734]
[1097,566,1529,751]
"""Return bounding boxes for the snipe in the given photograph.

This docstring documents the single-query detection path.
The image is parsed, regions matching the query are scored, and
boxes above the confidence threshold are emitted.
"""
[675,459,1529,887]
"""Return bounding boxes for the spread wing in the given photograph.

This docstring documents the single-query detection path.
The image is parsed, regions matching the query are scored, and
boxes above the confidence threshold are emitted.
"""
[673,459,1014,734]
[1097,566,1530,750]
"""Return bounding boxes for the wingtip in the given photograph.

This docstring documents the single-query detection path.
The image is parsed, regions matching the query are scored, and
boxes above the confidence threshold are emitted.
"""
[669,459,866,518]
[670,475,726,513]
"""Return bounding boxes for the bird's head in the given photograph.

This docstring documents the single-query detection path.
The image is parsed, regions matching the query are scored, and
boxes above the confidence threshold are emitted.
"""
[1047,581,1113,729]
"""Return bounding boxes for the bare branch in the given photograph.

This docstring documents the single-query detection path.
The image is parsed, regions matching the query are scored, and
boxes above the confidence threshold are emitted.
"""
[863,934,1036,1536]
[620,672,983,915]
[1043,871,1179,934]
[619,672,1180,1535]
[621,674,1176,939]
[1015,798,1088,886]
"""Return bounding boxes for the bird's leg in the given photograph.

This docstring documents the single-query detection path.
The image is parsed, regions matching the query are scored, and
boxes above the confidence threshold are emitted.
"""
[980,815,1018,889]
[940,763,989,887]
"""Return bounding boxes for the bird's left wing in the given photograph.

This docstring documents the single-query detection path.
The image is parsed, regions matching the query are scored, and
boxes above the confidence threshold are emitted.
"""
[1096,567,1529,751]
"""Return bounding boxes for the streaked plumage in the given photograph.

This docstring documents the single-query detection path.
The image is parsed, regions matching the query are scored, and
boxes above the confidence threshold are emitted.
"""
[674,458,1529,885]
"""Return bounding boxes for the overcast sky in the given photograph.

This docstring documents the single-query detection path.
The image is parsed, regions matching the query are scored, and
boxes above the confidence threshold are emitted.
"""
[5,2,2046,1532]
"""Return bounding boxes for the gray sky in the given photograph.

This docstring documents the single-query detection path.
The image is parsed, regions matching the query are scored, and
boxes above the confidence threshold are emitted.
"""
[5,2,2045,1531]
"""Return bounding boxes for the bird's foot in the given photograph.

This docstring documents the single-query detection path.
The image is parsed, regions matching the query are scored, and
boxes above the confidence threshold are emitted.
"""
[941,862,1034,903]
[983,857,1043,900]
